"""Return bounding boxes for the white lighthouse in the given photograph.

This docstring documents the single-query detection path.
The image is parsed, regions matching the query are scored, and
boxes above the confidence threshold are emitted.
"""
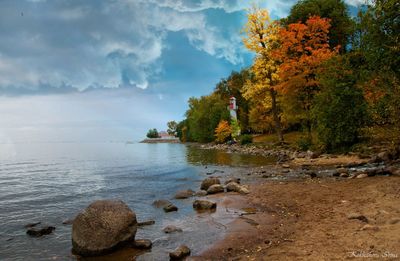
[229,96,238,120]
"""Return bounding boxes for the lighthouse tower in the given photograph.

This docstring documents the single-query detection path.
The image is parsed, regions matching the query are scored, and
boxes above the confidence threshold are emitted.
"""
[229,96,238,120]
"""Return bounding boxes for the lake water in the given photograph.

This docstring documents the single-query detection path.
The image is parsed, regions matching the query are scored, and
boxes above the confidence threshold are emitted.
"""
[0,142,271,261]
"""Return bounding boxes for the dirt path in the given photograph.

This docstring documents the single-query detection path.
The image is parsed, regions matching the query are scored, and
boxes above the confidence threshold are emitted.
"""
[195,176,400,260]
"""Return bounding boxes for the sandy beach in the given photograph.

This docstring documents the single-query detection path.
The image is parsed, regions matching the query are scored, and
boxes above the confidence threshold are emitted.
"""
[194,169,400,260]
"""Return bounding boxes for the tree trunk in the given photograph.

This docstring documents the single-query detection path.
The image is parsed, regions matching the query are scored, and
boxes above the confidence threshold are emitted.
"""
[269,88,284,143]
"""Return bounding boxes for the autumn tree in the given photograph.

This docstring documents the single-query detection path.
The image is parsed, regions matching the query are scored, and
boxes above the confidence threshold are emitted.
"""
[275,16,338,140]
[242,6,284,142]
[284,0,353,53]
[215,120,232,144]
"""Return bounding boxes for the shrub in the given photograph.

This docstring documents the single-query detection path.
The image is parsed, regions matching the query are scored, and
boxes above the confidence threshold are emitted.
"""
[239,134,253,145]
[214,120,231,144]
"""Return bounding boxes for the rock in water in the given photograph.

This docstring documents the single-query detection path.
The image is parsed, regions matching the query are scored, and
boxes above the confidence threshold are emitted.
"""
[163,204,178,212]
[138,220,155,227]
[134,239,152,249]
[152,199,173,208]
[169,245,191,260]
[200,177,221,191]
[174,189,194,199]
[163,225,183,234]
[206,184,224,194]
[72,200,137,257]
[193,200,217,211]
[26,226,55,237]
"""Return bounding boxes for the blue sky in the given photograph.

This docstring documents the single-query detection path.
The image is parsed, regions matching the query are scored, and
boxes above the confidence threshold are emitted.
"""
[0,0,363,142]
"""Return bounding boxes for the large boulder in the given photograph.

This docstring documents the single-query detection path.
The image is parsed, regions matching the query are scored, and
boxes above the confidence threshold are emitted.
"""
[72,200,137,257]
[200,177,221,191]
[206,184,224,194]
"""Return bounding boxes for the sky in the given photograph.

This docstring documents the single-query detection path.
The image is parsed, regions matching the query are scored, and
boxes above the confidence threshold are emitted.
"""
[0,0,363,143]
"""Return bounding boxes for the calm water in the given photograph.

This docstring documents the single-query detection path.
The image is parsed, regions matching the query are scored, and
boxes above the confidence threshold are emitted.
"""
[0,142,271,261]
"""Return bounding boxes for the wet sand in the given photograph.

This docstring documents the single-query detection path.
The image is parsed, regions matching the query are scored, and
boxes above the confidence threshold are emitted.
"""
[196,176,400,260]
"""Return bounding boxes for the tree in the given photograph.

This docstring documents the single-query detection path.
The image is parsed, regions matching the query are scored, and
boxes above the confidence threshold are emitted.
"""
[312,56,369,151]
[285,0,353,53]
[274,16,338,140]
[185,94,230,143]
[352,0,400,129]
[167,121,178,136]
[214,120,231,144]
[146,128,160,138]
[242,6,284,142]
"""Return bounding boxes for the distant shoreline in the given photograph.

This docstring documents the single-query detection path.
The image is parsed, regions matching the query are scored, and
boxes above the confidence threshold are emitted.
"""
[140,138,180,144]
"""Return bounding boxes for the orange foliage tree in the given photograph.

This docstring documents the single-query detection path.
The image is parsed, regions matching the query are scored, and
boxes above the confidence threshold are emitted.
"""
[274,16,338,137]
[214,120,232,144]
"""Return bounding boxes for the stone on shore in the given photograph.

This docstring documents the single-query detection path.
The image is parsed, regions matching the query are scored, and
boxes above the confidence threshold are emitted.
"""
[193,200,217,211]
[195,190,208,197]
[226,182,242,192]
[174,189,194,199]
[72,200,137,257]
[163,225,183,234]
[239,186,250,195]
[207,184,224,194]
[26,226,55,237]
[169,245,191,260]
[356,173,369,179]
[134,239,152,249]
[224,178,241,185]
[200,177,221,191]
[347,213,368,223]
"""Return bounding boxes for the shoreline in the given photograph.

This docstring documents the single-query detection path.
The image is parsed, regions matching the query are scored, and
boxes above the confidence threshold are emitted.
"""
[187,146,400,260]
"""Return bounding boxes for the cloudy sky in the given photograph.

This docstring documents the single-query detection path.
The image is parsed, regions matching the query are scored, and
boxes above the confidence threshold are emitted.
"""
[0,0,362,143]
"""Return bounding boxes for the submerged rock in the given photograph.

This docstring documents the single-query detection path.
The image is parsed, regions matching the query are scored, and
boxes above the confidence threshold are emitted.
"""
[169,245,191,260]
[153,199,173,208]
[200,177,221,191]
[207,184,224,194]
[26,226,55,237]
[174,189,195,199]
[193,200,217,211]
[163,225,183,234]
[72,200,137,257]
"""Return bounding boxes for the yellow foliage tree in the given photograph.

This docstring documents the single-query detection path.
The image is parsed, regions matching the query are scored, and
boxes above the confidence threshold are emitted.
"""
[214,120,231,144]
[242,6,284,142]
